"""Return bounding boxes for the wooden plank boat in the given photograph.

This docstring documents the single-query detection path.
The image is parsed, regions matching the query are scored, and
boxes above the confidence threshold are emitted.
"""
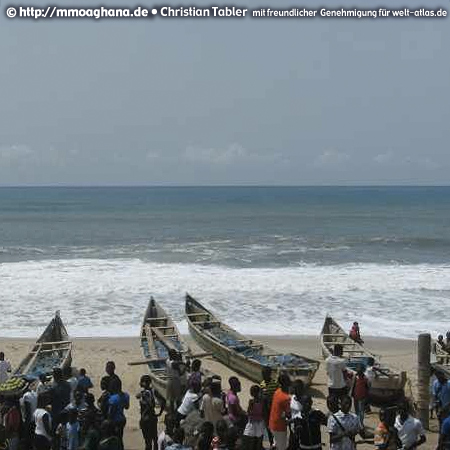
[140,297,219,400]
[1,312,72,397]
[320,315,406,405]
[14,311,72,379]
[185,294,320,386]
[433,339,450,366]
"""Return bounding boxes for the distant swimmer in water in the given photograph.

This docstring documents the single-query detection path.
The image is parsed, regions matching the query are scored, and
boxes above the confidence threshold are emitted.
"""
[349,322,364,345]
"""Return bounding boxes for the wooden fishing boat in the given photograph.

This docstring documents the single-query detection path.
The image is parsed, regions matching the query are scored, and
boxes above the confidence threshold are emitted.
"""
[320,316,406,405]
[1,312,72,397]
[185,294,320,386]
[140,297,219,400]
[14,311,72,378]
[432,338,450,366]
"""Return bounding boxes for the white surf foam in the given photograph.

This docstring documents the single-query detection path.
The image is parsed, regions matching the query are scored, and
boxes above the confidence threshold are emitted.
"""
[0,258,449,339]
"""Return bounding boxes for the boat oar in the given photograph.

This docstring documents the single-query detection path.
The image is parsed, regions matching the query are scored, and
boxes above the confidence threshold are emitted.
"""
[128,352,213,366]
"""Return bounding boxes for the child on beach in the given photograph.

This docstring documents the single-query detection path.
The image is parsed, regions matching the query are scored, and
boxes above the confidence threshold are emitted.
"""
[259,366,277,450]
[77,368,94,393]
[137,374,165,450]
[66,408,81,450]
[243,385,265,450]
[351,364,369,426]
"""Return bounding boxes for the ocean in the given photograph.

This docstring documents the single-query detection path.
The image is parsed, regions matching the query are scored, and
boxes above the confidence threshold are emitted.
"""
[0,186,449,339]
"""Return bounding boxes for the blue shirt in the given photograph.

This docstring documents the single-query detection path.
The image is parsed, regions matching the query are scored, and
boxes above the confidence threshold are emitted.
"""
[66,421,80,450]
[108,392,130,423]
[442,416,450,435]
[433,379,450,409]
[77,375,93,391]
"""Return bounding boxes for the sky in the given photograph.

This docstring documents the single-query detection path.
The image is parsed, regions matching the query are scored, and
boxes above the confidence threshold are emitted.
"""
[0,0,449,185]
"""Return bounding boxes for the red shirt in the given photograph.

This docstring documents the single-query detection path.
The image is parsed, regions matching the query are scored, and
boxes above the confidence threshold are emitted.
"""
[269,388,291,432]
[353,375,369,400]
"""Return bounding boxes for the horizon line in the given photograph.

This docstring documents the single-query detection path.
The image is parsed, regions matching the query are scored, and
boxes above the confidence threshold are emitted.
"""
[0,184,450,188]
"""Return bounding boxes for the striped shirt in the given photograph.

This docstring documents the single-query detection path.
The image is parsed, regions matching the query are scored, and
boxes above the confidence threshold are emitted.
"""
[260,378,278,402]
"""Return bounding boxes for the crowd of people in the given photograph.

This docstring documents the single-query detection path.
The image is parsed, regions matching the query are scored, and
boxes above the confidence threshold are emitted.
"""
[0,361,129,450]
[0,342,447,449]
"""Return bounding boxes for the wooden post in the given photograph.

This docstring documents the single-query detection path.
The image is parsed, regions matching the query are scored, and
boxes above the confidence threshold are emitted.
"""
[417,333,431,430]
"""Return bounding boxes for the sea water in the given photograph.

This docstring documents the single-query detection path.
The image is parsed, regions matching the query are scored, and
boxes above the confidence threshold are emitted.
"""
[0,186,449,339]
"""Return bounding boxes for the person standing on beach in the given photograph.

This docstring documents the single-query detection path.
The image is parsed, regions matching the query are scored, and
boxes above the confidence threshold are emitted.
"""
[326,345,348,399]
[439,413,450,450]
[50,368,71,430]
[63,367,78,404]
[200,379,225,431]
[260,366,278,449]
[226,377,247,433]
[328,395,362,450]
[137,374,165,450]
[166,350,184,413]
[290,379,305,420]
[187,359,202,390]
[433,371,450,426]
[104,362,121,394]
[107,378,129,450]
[0,353,11,385]
[3,401,21,450]
[269,372,291,450]
[394,402,426,450]
[374,407,397,450]
[350,364,369,427]
[243,385,265,450]
[77,368,94,393]
[290,394,327,450]
[34,394,53,450]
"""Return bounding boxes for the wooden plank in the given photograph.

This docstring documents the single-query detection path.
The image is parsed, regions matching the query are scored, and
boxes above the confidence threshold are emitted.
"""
[147,317,168,321]
[31,347,71,354]
[40,340,72,346]
[195,321,221,326]
[343,350,367,353]
[128,352,213,366]
[322,334,348,338]
[187,312,210,316]
[152,328,180,352]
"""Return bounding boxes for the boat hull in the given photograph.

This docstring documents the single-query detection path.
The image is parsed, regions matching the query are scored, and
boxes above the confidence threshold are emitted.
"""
[186,294,319,386]
[320,316,406,405]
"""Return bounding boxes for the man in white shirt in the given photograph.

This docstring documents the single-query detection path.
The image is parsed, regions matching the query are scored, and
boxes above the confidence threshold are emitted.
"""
[395,402,426,450]
[0,352,12,384]
[176,382,201,424]
[326,345,348,399]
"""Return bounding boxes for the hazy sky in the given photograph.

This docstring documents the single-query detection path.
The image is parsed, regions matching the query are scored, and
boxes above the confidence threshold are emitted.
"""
[0,0,448,185]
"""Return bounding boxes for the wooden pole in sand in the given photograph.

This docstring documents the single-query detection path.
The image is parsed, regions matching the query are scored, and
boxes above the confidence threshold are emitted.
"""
[417,333,431,430]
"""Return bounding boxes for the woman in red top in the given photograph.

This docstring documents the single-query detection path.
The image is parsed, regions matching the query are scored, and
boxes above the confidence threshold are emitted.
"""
[269,373,291,450]
[351,364,369,427]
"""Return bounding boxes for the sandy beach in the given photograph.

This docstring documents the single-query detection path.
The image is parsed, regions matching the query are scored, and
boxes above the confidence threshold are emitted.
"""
[0,335,438,449]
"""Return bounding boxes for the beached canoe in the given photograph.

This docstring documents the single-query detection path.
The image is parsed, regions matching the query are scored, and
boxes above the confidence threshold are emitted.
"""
[432,339,450,366]
[14,311,72,378]
[320,315,406,405]
[140,297,219,400]
[0,312,72,397]
[185,294,320,386]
